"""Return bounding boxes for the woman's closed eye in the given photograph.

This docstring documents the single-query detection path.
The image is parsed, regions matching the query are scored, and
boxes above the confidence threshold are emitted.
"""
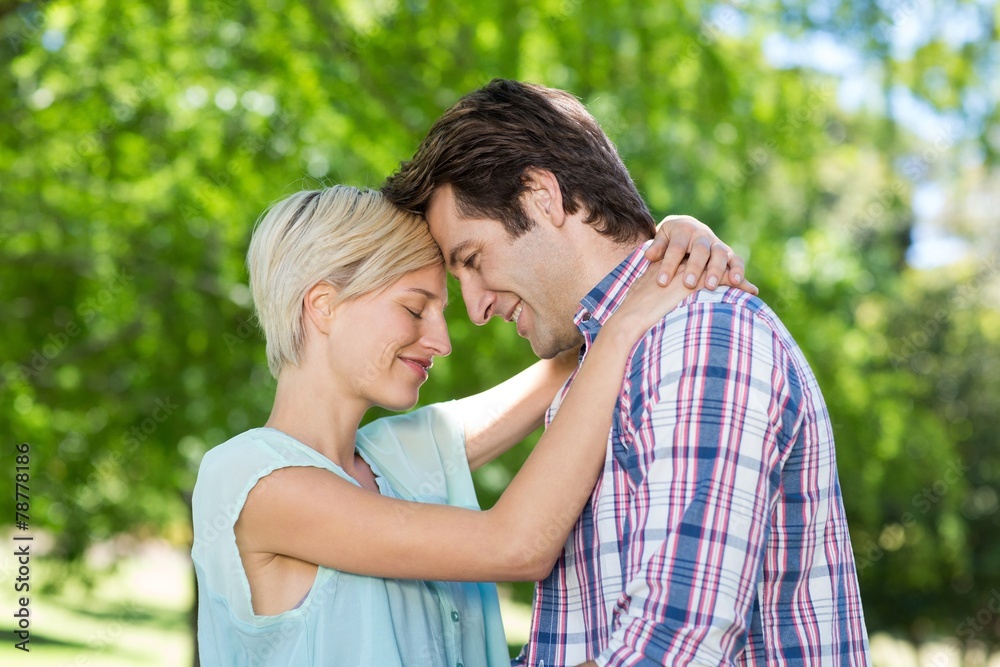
[404,307,423,320]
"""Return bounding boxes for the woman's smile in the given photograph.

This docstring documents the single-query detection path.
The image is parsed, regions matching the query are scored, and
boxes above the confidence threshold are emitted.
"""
[399,355,432,381]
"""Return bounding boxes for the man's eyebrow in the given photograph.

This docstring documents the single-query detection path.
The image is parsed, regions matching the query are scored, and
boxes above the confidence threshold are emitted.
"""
[447,240,475,270]
[405,287,448,309]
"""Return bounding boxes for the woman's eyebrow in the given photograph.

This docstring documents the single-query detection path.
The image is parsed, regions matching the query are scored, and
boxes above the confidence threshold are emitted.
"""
[404,287,448,309]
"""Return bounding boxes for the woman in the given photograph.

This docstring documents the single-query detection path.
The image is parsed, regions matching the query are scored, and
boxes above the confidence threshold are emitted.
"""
[191,186,749,666]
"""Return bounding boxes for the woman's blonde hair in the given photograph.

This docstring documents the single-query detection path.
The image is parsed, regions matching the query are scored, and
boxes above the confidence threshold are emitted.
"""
[247,186,443,378]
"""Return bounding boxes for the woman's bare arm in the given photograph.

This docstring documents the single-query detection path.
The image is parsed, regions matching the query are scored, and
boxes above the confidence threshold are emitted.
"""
[236,268,694,583]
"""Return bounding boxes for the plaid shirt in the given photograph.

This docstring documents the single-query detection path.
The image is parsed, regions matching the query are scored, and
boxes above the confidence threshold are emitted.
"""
[514,245,871,667]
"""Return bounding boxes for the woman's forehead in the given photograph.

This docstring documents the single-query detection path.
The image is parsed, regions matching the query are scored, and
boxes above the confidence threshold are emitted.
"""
[393,264,448,302]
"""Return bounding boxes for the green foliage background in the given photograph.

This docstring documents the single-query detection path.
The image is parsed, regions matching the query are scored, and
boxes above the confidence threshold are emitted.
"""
[2,0,999,653]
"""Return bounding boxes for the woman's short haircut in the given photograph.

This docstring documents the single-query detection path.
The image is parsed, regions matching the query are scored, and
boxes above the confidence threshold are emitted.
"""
[247,186,442,378]
[381,78,655,245]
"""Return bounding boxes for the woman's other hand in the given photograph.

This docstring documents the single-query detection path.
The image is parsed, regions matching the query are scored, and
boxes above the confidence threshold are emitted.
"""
[603,262,697,340]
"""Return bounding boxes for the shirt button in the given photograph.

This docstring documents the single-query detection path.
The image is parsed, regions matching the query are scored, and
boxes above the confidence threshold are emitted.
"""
[581,313,592,321]
[451,610,460,622]
[456,663,463,667]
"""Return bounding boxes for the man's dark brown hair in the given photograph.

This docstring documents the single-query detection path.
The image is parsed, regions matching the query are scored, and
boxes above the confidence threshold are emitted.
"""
[381,79,656,245]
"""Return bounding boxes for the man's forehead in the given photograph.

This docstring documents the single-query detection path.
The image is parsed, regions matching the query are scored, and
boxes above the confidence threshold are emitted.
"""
[427,186,474,257]
[426,183,459,221]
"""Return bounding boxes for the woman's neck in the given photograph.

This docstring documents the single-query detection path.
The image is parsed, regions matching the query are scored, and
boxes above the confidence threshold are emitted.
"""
[264,367,368,474]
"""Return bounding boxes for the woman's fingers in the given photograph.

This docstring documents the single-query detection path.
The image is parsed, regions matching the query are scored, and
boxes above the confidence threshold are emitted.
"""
[703,242,732,290]
[726,250,746,287]
[648,214,752,290]
[721,268,759,295]
[646,216,692,286]
[682,236,712,288]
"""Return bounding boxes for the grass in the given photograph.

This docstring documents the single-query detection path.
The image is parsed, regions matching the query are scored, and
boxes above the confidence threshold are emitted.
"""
[0,539,193,666]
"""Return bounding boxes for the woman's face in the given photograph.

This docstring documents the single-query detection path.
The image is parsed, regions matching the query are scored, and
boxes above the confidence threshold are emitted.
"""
[328,263,452,411]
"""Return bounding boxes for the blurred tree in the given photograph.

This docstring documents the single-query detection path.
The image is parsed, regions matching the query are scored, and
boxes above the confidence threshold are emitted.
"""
[1,0,997,660]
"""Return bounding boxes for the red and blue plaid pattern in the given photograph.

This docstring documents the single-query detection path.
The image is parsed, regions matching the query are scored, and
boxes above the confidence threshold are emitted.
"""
[514,245,871,667]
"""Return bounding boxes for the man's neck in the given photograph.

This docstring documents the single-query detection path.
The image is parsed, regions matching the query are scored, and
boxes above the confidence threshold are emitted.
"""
[571,236,649,304]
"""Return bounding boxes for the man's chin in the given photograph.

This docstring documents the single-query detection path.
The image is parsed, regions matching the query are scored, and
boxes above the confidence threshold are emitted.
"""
[526,336,552,359]
[528,332,581,360]
[531,345,559,360]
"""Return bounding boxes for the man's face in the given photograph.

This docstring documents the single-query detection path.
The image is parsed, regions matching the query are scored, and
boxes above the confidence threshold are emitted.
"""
[425,184,583,359]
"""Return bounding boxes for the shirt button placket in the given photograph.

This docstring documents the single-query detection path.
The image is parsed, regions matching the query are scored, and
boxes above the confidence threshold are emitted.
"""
[451,609,462,667]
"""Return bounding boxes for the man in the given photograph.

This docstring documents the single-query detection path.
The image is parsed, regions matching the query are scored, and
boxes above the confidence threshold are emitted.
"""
[383,79,870,667]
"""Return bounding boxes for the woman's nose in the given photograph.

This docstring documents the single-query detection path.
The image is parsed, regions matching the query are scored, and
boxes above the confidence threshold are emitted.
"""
[426,316,452,357]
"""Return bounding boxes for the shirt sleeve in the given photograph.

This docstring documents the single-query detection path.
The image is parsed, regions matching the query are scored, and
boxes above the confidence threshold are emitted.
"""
[598,298,800,667]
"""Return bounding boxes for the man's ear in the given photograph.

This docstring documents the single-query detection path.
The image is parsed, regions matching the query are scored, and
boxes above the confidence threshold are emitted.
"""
[522,168,566,228]
[302,281,338,334]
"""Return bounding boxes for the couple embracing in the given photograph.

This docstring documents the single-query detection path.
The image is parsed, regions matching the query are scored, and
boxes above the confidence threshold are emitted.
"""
[191,79,871,666]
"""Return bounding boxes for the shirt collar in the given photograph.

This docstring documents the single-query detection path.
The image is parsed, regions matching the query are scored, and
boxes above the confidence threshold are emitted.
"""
[574,240,653,335]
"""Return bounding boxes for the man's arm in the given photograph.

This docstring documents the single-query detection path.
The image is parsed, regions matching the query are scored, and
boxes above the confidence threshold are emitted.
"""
[454,348,579,471]
[597,294,796,666]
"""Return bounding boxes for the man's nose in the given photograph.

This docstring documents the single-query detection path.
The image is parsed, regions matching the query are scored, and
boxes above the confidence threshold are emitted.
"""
[461,281,496,326]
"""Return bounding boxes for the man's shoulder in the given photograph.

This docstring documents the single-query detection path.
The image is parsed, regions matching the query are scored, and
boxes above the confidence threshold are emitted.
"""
[674,285,768,313]
[649,287,784,339]
[624,287,822,402]
[624,286,804,378]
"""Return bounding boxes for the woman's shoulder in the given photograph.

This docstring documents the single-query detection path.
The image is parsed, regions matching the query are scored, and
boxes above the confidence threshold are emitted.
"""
[192,428,343,511]
[198,428,330,474]
[196,429,269,479]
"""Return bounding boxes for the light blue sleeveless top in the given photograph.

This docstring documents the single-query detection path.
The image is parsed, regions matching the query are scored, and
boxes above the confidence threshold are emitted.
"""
[191,402,509,667]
